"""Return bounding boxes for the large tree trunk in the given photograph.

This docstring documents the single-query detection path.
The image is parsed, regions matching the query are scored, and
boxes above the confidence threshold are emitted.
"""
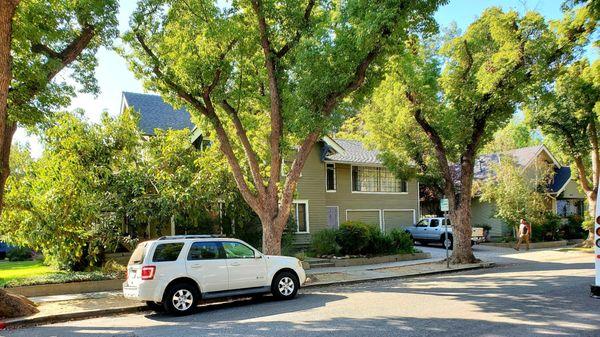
[449,200,478,264]
[0,0,18,216]
[260,214,287,255]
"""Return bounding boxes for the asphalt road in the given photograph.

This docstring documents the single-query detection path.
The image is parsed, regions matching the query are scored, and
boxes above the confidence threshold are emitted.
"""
[3,247,600,337]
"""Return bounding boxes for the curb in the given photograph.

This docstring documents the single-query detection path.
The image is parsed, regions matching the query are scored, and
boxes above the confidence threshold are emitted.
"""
[1,305,148,330]
[1,262,494,330]
[303,262,495,288]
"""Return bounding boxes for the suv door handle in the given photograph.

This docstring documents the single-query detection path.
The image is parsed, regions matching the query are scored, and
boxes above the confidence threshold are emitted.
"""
[190,264,202,269]
[230,261,241,266]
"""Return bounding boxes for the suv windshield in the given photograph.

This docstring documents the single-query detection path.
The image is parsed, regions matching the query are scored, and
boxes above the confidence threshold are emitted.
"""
[128,242,148,265]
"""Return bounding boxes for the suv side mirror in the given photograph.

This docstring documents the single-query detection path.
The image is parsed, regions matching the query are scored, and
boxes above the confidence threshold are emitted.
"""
[255,253,263,259]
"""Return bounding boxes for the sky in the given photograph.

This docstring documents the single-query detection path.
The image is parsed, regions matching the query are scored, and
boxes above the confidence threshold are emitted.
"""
[13,0,598,157]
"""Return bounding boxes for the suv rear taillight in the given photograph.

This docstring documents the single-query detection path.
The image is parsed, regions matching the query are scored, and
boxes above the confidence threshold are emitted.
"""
[141,266,156,280]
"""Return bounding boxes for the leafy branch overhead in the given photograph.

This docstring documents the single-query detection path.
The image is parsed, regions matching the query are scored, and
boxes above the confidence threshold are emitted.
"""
[123,0,445,254]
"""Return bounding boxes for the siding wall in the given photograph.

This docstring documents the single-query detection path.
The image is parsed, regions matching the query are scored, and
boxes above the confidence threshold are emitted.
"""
[471,198,510,238]
[295,143,419,243]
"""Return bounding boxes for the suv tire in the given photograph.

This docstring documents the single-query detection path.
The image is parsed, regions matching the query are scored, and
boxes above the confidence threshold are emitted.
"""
[271,271,299,300]
[163,282,199,315]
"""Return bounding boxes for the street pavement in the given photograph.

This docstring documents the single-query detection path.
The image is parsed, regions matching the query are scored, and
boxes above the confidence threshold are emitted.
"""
[3,246,599,337]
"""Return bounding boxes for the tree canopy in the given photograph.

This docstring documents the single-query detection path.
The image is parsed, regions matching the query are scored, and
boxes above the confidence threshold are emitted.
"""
[122,0,446,254]
[360,6,594,263]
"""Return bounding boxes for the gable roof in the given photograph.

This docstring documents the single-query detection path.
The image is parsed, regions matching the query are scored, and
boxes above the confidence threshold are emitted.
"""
[322,139,382,165]
[473,144,570,195]
[121,92,194,135]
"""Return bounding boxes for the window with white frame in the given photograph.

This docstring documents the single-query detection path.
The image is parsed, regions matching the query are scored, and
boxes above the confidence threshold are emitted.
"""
[291,201,309,233]
[326,163,336,191]
[351,166,407,193]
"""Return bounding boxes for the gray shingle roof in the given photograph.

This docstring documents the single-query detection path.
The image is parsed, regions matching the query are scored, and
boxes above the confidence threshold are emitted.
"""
[323,139,382,165]
[472,145,571,194]
[122,92,194,135]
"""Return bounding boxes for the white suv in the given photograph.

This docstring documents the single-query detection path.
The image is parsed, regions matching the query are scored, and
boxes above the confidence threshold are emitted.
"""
[123,235,306,315]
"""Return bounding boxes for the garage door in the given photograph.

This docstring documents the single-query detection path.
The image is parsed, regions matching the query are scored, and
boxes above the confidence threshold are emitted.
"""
[383,210,414,233]
[346,210,380,228]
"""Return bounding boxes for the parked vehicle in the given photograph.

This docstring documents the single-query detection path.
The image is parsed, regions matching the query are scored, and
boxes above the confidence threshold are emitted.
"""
[404,217,485,248]
[123,235,306,315]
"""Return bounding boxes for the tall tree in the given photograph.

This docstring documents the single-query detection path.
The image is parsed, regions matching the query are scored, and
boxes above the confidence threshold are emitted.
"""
[526,59,599,246]
[362,7,593,263]
[123,0,445,254]
[0,0,118,215]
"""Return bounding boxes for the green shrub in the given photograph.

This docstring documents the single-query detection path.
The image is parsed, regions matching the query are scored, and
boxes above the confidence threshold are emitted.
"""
[7,247,33,262]
[367,230,396,255]
[532,212,562,242]
[335,221,372,255]
[561,215,587,240]
[389,229,414,253]
[310,229,340,256]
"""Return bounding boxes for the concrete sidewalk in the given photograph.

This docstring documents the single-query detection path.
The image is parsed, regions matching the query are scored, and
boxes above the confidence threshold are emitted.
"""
[1,259,493,329]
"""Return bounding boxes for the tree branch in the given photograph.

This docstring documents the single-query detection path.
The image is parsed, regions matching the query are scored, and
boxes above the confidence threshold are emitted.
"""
[250,0,283,201]
[220,99,266,195]
[134,33,261,211]
[275,0,315,58]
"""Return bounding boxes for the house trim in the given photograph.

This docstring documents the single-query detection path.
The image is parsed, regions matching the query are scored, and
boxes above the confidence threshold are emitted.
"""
[323,136,346,155]
[350,165,408,195]
[325,163,337,192]
[523,144,561,169]
[292,200,310,234]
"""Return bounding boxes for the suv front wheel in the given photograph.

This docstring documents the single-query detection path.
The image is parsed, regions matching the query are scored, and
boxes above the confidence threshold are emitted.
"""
[271,271,299,300]
[163,282,199,315]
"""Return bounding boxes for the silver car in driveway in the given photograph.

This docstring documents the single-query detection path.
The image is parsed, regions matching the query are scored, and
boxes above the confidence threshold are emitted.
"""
[405,217,485,248]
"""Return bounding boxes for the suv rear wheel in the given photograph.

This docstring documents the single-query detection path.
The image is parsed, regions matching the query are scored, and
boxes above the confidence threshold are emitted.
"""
[163,282,199,315]
[271,271,299,300]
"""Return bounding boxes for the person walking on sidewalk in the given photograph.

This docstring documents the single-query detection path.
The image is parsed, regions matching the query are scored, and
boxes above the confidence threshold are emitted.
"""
[515,218,531,251]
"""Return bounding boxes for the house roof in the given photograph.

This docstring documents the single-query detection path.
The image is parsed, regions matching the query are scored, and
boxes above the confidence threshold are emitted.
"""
[122,92,194,135]
[472,144,571,195]
[322,138,382,165]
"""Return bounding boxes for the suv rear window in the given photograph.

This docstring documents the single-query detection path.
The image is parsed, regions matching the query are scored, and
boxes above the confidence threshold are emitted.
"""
[128,242,148,265]
[152,243,184,262]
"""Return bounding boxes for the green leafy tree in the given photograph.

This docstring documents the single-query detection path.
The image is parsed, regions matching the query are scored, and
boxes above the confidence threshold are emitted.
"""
[478,157,552,237]
[362,8,593,263]
[122,0,445,254]
[0,0,118,220]
[483,118,540,154]
[526,59,600,246]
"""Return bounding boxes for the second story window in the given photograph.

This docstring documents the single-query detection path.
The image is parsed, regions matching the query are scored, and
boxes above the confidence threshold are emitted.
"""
[326,163,336,191]
[352,166,407,193]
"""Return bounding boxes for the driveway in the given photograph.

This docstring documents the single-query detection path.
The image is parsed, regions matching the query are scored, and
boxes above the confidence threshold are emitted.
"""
[3,248,598,337]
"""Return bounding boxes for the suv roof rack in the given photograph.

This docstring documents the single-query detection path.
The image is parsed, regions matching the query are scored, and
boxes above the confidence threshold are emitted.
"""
[157,234,226,240]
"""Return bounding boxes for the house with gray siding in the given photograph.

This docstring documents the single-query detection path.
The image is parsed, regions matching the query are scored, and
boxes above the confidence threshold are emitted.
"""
[292,137,419,245]
[121,92,421,244]
[470,145,586,238]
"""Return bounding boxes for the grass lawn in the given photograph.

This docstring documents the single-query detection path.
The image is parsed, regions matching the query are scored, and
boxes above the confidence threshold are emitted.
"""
[0,260,56,287]
[0,260,123,288]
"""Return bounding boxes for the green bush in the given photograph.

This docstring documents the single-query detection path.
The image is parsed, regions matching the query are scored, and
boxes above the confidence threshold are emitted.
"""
[532,212,562,242]
[561,215,587,240]
[7,247,33,262]
[310,229,340,256]
[389,229,414,253]
[335,221,372,255]
[334,221,415,256]
[366,229,396,255]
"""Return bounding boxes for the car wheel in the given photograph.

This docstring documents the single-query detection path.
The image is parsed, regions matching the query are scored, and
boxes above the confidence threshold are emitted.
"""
[146,301,165,312]
[163,283,199,315]
[271,271,299,300]
[448,236,454,250]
